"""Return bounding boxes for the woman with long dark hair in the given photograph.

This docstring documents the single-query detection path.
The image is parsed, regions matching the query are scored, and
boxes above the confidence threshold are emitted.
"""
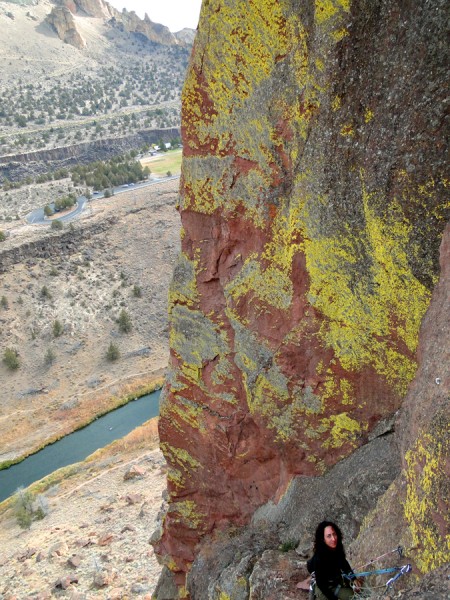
[307,521,357,600]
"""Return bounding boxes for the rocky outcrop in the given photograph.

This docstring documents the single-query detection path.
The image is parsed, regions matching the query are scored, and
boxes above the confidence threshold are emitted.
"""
[178,227,450,599]
[173,29,196,47]
[0,127,180,182]
[58,0,117,20]
[0,218,117,273]
[153,0,449,595]
[70,0,113,19]
[111,10,178,46]
[183,431,400,598]
[46,6,85,49]
[54,0,194,47]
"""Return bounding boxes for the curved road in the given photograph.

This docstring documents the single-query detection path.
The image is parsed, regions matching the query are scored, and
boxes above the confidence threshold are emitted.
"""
[26,176,180,225]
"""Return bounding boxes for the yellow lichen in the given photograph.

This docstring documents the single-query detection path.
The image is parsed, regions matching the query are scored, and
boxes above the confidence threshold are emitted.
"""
[160,443,201,472]
[168,252,199,310]
[315,0,350,25]
[332,95,342,111]
[364,108,374,123]
[404,422,450,572]
[340,123,355,137]
[321,412,362,449]
[171,500,206,529]
[302,171,431,395]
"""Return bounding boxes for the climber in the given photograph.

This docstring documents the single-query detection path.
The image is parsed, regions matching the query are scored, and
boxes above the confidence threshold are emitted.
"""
[306,521,361,600]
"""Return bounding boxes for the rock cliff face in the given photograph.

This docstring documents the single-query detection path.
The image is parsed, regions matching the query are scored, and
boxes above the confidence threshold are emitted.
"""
[49,0,194,48]
[46,5,86,49]
[154,0,449,596]
[350,223,450,576]
[110,10,178,46]
[67,0,113,19]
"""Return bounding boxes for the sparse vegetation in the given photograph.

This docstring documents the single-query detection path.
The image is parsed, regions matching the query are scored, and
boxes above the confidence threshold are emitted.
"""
[0,51,188,158]
[117,309,132,333]
[44,348,56,365]
[13,487,47,529]
[279,540,298,552]
[52,319,63,337]
[40,285,52,300]
[106,342,120,361]
[3,347,20,370]
[51,220,63,230]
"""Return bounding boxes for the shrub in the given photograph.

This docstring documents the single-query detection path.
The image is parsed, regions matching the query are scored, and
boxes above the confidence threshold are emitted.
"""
[279,540,298,553]
[1,296,8,309]
[0,230,6,242]
[117,309,132,333]
[106,342,120,361]
[41,285,52,300]
[43,205,53,217]
[3,347,19,370]
[45,348,55,365]
[52,319,63,337]
[14,488,33,529]
[14,488,48,529]
[51,219,63,230]
[132,284,142,298]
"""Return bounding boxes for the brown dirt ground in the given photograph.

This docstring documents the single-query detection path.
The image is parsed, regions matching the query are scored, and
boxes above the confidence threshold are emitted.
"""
[0,419,167,599]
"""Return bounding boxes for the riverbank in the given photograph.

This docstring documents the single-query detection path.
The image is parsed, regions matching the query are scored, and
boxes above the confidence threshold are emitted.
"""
[0,418,166,598]
[0,373,165,471]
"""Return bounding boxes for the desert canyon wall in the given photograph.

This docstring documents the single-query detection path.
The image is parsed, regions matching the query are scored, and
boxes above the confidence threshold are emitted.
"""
[153,0,449,596]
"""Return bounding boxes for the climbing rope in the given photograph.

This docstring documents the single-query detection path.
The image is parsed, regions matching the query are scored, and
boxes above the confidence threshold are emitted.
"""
[355,546,404,571]
[343,563,412,598]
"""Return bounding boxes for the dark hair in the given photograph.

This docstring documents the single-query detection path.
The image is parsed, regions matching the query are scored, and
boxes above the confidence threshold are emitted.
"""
[313,521,345,554]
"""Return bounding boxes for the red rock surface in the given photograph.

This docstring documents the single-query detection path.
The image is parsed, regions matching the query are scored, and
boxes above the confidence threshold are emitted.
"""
[154,0,449,591]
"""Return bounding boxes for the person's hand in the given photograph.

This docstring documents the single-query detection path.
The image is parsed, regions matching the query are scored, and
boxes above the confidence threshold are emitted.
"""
[352,577,364,593]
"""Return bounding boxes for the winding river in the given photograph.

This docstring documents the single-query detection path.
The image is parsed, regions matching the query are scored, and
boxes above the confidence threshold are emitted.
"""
[0,390,161,503]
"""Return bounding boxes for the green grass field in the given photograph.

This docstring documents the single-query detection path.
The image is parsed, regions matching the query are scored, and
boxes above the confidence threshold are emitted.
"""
[141,149,183,176]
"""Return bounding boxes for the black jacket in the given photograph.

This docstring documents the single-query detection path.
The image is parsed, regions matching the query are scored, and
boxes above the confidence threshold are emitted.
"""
[307,547,354,600]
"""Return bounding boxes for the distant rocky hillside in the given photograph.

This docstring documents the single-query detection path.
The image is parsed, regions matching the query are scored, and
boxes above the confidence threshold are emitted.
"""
[153,0,449,598]
[47,0,195,49]
[0,0,193,220]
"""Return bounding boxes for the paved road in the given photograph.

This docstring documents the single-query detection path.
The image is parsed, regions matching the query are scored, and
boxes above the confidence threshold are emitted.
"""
[25,176,180,225]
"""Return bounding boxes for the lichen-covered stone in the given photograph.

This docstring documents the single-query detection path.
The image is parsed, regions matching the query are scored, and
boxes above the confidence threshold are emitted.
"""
[350,223,450,577]
[154,0,449,593]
